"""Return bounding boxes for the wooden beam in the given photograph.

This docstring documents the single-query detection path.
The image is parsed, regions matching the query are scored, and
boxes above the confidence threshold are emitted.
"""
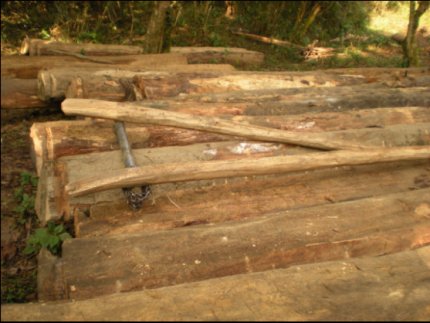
[65,146,430,198]
[3,247,428,321]
[48,188,430,300]
[29,107,430,176]
[61,98,369,150]
[77,160,429,238]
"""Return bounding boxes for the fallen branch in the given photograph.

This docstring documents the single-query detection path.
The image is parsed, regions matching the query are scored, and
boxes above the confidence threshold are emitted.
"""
[65,146,430,197]
[231,30,304,49]
[61,98,368,150]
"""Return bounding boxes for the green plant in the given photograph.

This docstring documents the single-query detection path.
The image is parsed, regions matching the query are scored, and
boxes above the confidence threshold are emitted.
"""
[23,221,72,256]
[14,172,38,224]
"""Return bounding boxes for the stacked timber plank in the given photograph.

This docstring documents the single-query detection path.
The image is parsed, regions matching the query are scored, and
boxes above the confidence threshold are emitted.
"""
[2,41,430,320]
[2,38,261,121]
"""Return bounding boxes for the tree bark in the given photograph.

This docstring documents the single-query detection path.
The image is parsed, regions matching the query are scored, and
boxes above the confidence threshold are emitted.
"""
[402,1,430,66]
[41,188,430,300]
[61,98,370,150]
[1,78,46,109]
[54,68,430,102]
[36,65,234,101]
[2,247,429,321]
[1,53,188,79]
[143,1,171,53]
[171,46,265,66]
[20,38,144,56]
[29,107,430,176]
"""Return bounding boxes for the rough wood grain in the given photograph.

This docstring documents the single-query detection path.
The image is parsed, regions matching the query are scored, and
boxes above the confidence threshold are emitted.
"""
[77,160,430,238]
[37,65,235,101]
[1,53,188,79]
[43,188,430,300]
[65,146,430,198]
[38,122,430,223]
[170,46,265,66]
[44,67,430,101]
[4,247,428,321]
[1,78,47,109]
[61,98,371,150]
[29,107,430,176]
[20,38,144,56]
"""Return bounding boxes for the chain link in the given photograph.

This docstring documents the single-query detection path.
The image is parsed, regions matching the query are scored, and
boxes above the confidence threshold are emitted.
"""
[123,185,151,210]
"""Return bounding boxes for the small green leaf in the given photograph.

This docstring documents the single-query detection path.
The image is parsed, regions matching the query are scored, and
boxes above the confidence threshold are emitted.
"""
[59,232,72,241]
[53,224,65,235]
[23,245,37,255]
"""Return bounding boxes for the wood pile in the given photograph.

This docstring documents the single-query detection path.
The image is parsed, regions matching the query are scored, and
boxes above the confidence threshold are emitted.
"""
[1,41,430,321]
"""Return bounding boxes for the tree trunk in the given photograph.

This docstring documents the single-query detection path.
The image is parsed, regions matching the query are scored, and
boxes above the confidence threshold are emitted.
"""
[37,66,430,101]
[20,38,144,56]
[144,1,171,53]
[36,65,235,101]
[65,80,430,115]
[1,78,46,109]
[402,1,430,67]
[170,46,265,66]
[0,53,188,79]
[40,188,430,301]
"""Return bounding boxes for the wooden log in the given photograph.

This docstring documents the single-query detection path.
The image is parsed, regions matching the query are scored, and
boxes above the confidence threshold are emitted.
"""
[30,107,430,176]
[77,160,430,238]
[167,85,430,114]
[1,66,235,110]
[38,122,430,223]
[46,188,430,300]
[61,98,371,150]
[38,66,236,101]
[20,38,144,56]
[43,67,430,102]
[36,121,430,221]
[65,146,430,198]
[170,46,265,66]
[2,246,429,321]
[1,78,47,109]
[1,53,188,79]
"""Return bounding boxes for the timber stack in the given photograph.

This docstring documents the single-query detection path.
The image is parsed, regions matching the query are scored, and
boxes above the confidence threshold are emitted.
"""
[1,39,430,321]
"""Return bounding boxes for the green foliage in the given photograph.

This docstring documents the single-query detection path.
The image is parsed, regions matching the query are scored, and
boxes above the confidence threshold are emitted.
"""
[13,172,38,225]
[23,221,71,256]
[1,272,37,303]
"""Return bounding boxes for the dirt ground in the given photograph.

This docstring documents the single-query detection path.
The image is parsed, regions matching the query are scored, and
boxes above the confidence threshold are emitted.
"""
[1,112,64,303]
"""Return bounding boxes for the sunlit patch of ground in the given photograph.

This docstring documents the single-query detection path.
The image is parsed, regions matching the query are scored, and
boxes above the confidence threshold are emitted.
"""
[369,1,430,35]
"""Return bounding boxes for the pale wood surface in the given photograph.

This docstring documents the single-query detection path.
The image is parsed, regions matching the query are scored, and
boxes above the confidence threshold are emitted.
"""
[37,188,430,301]
[1,53,188,79]
[170,46,265,66]
[3,247,428,321]
[77,160,430,238]
[61,98,374,150]
[21,38,144,56]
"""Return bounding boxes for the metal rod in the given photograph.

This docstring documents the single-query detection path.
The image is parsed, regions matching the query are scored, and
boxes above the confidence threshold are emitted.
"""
[114,121,150,210]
